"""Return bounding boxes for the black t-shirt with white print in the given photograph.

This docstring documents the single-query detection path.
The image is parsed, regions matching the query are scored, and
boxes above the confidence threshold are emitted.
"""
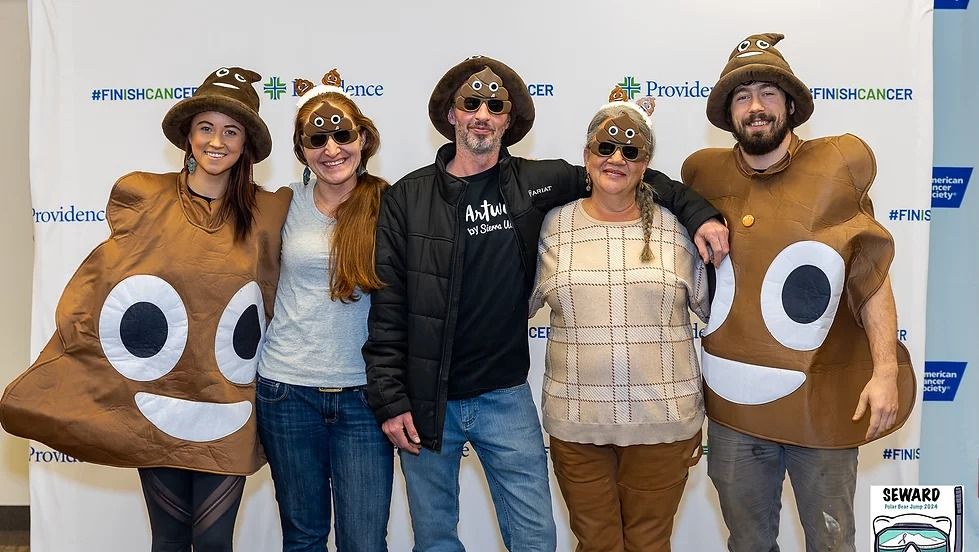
[448,164,528,400]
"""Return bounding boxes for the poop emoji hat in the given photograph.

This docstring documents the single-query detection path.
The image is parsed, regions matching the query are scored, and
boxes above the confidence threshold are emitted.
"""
[428,55,535,147]
[162,66,273,161]
[706,33,814,132]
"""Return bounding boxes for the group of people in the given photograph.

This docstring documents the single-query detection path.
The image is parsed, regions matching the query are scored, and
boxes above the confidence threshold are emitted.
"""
[0,32,915,552]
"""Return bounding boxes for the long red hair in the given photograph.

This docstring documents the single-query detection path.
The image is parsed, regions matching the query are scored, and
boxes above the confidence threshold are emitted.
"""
[294,93,389,302]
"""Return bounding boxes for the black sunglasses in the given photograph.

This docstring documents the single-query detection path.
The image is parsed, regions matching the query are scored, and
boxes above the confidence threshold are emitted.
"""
[590,141,642,161]
[454,96,511,115]
[304,129,357,149]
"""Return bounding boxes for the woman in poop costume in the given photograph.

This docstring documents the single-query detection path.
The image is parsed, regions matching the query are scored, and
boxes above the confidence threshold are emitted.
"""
[1,67,291,551]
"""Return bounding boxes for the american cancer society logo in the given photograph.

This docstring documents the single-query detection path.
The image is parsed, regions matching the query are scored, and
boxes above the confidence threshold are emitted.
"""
[871,485,964,551]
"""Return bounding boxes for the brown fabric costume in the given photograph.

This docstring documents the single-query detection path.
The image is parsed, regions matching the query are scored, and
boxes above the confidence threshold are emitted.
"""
[682,133,915,449]
[1,172,290,474]
[682,33,914,449]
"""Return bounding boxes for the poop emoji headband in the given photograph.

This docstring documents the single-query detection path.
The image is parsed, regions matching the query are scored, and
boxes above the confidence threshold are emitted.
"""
[295,69,357,149]
[295,68,351,109]
[588,86,656,161]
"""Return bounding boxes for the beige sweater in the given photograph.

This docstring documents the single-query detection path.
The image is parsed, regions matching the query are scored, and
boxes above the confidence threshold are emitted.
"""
[530,199,709,446]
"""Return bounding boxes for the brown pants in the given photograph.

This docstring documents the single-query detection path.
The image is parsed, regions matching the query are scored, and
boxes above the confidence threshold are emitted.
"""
[550,431,703,552]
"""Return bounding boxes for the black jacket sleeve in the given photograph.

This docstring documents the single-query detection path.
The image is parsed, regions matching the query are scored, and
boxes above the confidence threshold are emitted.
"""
[363,184,413,424]
[643,168,721,238]
[527,159,721,238]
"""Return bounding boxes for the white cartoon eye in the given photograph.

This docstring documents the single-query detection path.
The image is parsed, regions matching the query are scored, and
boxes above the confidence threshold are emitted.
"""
[757,40,771,49]
[234,73,247,83]
[313,116,325,128]
[624,128,636,139]
[214,281,266,385]
[607,125,620,136]
[760,241,844,351]
[99,275,188,382]
[471,80,483,91]
[216,68,230,77]
[330,114,342,125]
[738,40,751,52]
[703,256,735,336]
[488,82,499,92]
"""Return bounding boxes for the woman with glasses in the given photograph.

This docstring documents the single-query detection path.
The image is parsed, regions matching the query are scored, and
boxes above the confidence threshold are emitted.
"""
[255,69,393,552]
[529,89,710,552]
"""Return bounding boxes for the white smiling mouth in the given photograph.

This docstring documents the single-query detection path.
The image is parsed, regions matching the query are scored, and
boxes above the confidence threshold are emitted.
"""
[737,51,763,58]
[134,392,251,442]
[322,158,347,167]
[205,151,226,158]
[214,83,240,89]
[702,351,806,405]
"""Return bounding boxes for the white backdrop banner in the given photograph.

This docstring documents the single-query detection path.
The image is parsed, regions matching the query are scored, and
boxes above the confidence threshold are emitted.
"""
[24,0,932,550]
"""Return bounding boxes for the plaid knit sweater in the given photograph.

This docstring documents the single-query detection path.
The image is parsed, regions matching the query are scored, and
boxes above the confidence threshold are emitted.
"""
[530,199,709,446]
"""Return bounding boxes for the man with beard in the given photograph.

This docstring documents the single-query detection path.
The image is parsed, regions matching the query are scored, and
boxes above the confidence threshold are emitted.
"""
[682,34,911,552]
[364,55,729,550]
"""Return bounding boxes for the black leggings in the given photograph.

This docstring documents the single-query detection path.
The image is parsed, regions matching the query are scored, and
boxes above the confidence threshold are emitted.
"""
[138,467,245,552]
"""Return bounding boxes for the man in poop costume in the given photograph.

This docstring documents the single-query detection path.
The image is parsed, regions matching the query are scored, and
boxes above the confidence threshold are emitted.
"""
[681,34,916,551]
[1,68,290,478]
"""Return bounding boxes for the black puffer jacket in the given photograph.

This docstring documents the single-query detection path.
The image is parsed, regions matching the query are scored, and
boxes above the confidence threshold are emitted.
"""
[364,143,719,451]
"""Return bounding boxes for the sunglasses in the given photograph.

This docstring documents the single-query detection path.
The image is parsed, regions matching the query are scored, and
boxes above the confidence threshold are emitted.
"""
[454,96,511,115]
[589,141,643,161]
[303,129,358,149]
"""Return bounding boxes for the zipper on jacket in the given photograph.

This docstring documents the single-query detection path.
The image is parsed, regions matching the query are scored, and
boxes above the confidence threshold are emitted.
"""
[433,178,469,452]
[497,165,529,281]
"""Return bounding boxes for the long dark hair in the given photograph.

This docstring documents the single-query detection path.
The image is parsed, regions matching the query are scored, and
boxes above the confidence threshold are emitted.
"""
[183,137,258,242]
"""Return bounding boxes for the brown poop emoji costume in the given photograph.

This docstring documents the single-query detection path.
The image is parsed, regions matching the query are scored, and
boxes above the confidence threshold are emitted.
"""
[682,34,915,449]
[0,67,291,475]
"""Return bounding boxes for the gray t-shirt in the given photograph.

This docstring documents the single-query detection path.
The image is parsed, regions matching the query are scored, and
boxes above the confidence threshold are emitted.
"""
[257,180,371,387]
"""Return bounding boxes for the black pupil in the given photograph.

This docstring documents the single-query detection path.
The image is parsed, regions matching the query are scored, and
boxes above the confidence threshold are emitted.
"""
[232,304,261,360]
[486,100,504,113]
[309,133,328,148]
[782,265,831,324]
[463,97,481,111]
[120,302,168,358]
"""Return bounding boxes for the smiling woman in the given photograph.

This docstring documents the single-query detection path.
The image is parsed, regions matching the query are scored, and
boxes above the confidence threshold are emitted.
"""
[529,87,709,552]
[0,66,292,552]
[253,69,393,551]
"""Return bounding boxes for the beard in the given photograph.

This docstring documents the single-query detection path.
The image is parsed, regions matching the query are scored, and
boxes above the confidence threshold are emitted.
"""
[456,121,503,155]
[732,113,790,156]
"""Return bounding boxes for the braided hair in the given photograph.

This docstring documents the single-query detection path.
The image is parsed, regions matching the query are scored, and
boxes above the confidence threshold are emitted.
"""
[585,106,657,262]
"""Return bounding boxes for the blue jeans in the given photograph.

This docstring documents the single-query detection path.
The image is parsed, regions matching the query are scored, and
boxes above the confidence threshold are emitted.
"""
[707,421,858,552]
[399,382,556,552]
[256,376,394,552]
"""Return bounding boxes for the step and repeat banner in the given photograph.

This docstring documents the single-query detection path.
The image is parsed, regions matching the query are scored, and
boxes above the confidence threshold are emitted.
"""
[920,0,978,546]
[23,0,931,549]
